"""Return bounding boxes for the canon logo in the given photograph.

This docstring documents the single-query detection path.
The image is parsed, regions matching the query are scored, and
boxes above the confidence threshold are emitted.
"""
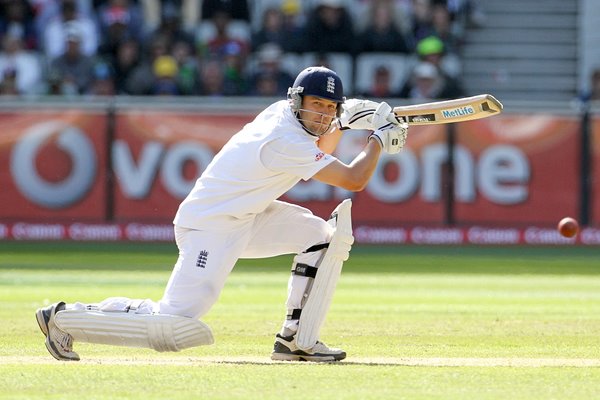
[125,223,174,241]
[467,227,520,244]
[12,223,65,239]
[68,223,121,240]
[353,226,408,243]
[581,228,600,245]
[524,227,575,244]
[410,227,464,244]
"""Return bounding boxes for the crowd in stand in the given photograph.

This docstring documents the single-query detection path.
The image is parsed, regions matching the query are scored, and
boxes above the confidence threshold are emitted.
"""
[0,0,485,100]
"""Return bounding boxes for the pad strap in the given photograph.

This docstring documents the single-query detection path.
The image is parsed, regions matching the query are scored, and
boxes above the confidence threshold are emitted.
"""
[286,309,302,320]
[292,263,318,278]
[304,243,329,253]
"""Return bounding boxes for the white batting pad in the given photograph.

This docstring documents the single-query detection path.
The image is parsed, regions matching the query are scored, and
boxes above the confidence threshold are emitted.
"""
[54,310,214,352]
[296,199,354,350]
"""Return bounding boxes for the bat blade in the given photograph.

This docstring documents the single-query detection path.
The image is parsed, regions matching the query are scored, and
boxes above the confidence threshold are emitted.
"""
[393,94,503,125]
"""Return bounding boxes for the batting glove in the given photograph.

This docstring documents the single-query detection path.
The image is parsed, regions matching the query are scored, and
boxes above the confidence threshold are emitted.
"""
[368,102,409,154]
[337,99,381,130]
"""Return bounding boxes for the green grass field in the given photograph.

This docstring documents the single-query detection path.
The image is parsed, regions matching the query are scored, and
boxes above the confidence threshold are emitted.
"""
[1,242,600,399]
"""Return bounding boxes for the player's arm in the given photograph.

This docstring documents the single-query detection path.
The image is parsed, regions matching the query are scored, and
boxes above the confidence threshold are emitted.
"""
[313,102,409,192]
[313,139,382,192]
[316,125,344,154]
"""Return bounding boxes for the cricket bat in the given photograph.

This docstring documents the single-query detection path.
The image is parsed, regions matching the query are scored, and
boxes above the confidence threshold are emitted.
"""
[393,94,503,125]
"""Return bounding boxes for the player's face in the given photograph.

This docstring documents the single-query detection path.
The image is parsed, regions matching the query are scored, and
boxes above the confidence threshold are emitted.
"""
[298,95,338,136]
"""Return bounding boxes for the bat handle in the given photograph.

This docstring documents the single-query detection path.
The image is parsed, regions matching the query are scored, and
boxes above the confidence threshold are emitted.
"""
[390,114,406,124]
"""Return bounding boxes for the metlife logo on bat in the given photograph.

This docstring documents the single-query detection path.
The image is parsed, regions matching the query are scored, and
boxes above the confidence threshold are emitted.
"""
[442,106,476,119]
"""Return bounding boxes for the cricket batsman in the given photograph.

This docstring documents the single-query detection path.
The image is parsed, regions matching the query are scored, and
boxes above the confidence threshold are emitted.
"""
[36,66,409,362]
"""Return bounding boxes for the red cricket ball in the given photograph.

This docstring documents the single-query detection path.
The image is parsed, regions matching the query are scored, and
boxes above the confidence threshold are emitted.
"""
[557,217,579,238]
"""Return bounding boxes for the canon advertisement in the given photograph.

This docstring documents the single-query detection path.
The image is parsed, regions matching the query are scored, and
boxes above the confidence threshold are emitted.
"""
[0,108,598,244]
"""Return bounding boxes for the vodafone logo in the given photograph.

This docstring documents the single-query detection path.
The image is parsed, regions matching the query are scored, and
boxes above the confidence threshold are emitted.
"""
[10,121,96,208]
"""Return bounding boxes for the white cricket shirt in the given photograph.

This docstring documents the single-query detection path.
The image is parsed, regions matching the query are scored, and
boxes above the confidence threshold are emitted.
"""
[173,100,338,231]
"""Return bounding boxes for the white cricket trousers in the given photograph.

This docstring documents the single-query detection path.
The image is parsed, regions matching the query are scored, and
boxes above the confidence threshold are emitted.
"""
[158,200,334,320]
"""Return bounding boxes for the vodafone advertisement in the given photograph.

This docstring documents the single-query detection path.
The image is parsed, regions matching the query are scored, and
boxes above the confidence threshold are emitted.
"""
[0,110,108,221]
[454,116,580,224]
[0,106,598,244]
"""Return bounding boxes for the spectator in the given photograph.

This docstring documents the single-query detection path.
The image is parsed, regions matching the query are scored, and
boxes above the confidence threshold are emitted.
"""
[445,0,486,37]
[0,0,37,50]
[151,54,179,95]
[416,34,461,77]
[249,72,281,96]
[410,0,433,42]
[196,58,242,96]
[359,65,401,98]
[252,2,306,53]
[430,2,461,55]
[111,38,140,94]
[357,0,411,54]
[0,32,43,95]
[247,43,294,97]
[303,0,356,54]
[579,68,600,103]
[251,7,287,51]
[88,60,115,96]
[171,39,199,95]
[138,0,200,33]
[96,0,144,59]
[313,52,333,69]
[145,2,194,57]
[399,60,463,100]
[126,33,169,95]
[201,0,250,22]
[589,69,600,101]
[197,58,226,96]
[48,24,96,95]
[0,66,19,95]
[221,41,249,95]
[200,9,249,59]
[42,0,99,59]
[353,0,412,35]
[32,0,94,41]
[279,0,307,53]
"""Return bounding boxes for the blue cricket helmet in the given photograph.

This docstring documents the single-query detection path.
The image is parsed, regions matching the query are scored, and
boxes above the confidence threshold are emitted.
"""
[288,66,345,116]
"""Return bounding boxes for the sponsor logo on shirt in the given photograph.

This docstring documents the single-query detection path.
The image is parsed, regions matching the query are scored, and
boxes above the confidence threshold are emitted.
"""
[315,152,325,161]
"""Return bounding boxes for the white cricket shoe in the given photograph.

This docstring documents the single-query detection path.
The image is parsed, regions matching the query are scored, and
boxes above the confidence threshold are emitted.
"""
[35,302,80,361]
[271,333,346,362]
